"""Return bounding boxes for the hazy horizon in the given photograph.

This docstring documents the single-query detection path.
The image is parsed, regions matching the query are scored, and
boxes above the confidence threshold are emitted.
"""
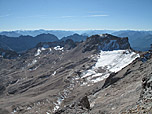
[1,29,152,32]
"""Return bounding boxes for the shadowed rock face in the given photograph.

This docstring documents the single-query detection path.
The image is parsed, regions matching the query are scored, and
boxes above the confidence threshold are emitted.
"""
[140,74,152,100]
[0,48,19,59]
[79,96,90,110]
[83,34,131,53]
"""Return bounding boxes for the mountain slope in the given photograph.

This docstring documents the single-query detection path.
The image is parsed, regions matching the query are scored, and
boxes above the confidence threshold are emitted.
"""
[55,50,152,114]
[0,34,140,114]
[88,51,152,114]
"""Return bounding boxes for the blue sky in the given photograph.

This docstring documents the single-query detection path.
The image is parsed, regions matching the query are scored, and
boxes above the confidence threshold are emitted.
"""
[0,0,152,31]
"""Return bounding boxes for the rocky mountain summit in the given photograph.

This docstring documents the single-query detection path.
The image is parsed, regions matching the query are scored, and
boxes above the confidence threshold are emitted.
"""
[83,34,131,52]
[0,34,151,114]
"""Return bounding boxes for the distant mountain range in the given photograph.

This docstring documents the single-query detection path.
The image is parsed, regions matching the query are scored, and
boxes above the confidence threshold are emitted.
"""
[0,33,87,52]
[0,33,59,52]
[75,30,115,36]
[0,30,152,51]
[0,30,75,39]
[61,33,87,42]
[0,30,114,39]
[112,30,152,51]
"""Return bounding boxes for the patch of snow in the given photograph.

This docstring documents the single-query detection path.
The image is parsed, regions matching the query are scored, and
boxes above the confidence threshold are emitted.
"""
[90,73,109,83]
[112,107,116,110]
[52,71,56,76]
[35,49,41,56]
[99,34,103,37]
[52,75,77,112]
[32,59,37,64]
[41,47,46,51]
[99,34,108,37]
[53,105,60,112]
[38,102,41,105]
[53,93,66,112]
[63,89,69,96]
[57,97,63,105]
[90,101,96,108]
[29,66,39,71]
[35,47,47,56]
[27,107,32,110]
[54,46,64,51]
[53,99,63,112]
[11,109,17,114]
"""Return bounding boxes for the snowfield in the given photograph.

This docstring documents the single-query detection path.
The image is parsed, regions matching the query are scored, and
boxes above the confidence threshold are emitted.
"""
[95,50,140,72]
[81,50,140,84]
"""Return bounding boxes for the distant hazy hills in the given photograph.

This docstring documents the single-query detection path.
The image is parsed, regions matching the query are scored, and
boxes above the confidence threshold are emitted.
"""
[0,34,59,52]
[0,30,75,39]
[75,30,114,36]
[0,30,152,52]
[61,33,87,42]
[112,30,152,51]
[0,30,113,39]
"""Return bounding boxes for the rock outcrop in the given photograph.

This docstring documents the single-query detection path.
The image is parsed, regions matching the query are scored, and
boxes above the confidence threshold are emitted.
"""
[0,48,19,59]
[36,39,77,50]
[83,34,131,53]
